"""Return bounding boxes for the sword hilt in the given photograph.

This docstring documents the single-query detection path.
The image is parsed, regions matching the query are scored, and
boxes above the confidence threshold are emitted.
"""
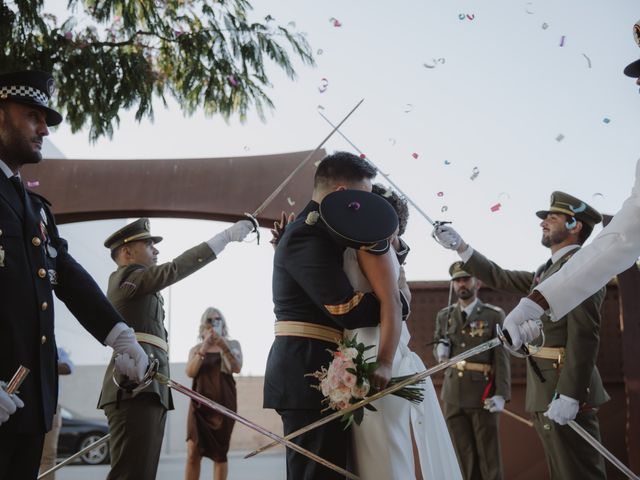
[496,324,545,359]
[112,358,159,394]
[243,212,260,245]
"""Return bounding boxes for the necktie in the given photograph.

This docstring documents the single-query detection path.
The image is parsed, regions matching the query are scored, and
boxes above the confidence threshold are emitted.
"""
[9,175,25,204]
[461,311,468,322]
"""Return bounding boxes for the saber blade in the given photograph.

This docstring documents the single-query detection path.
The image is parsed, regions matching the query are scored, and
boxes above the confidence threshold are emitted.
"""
[246,337,502,459]
[502,409,534,428]
[252,99,364,218]
[567,420,639,479]
[318,111,437,226]
[154,373,359,479]
[5,365,29,394]
[37,434,110,479]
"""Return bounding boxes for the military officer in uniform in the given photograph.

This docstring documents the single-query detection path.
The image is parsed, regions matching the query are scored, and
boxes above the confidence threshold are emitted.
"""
[264,151,409,480]
[99,216,251,480]
[434,262,510,480]
[434,192,609,480]
[0,70,147,480]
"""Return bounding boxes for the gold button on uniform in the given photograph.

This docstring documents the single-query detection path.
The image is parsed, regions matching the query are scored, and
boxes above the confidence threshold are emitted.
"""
[0,229,3,236]
[458,371,464,378]
[32,237,41,246]
[38,268,47,278]
[41,302,48,311]
[41,335,47,345]
[461,342,466,348]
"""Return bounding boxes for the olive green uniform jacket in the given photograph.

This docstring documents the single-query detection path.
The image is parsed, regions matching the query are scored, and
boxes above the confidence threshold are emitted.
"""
[98,242,216,410]
[435,300,511,408]
[463,248,609,412]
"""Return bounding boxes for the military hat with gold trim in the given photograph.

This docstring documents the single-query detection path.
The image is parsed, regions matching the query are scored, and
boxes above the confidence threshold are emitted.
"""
[449,261,471,280]
[535,191,602,228]
[319,189,398,255]
[104,218,163,251]
[623,19,640,78]
[0,70,62,126]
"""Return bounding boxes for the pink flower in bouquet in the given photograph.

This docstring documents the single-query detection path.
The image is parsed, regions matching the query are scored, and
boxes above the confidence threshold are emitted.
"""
[351,379,370,399]
[340,347,359,360]
[343,371,357,388]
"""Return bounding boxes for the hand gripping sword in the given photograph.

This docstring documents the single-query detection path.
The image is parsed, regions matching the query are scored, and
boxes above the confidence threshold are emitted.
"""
[113,361,360,480]
[246,326,536,459]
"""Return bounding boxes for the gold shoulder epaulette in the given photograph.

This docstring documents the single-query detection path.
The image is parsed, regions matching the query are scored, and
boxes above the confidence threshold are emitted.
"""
[305,211,320,226]
[482,303,504,314]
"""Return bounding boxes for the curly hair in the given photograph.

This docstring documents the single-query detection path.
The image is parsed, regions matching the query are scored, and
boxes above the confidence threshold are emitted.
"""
[372,183,409,236]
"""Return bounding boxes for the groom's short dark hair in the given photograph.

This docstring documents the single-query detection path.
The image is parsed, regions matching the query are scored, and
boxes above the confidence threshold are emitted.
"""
[314,151,377,189]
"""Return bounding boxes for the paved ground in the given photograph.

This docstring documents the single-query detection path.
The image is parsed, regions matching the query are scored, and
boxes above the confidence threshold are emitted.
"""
[56,451,286,480]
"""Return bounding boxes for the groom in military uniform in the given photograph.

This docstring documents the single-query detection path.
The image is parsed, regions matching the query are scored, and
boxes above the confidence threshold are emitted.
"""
[264,151,409,480]
[434,262,510,480]
[434,191,609,479]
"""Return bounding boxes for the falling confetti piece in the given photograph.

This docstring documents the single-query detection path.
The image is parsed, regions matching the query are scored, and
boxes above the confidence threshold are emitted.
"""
[314,160,322,167]
[287,197,296,206]
[27,180,40,187]
[444,160,451,165]
[287,21,296,28]
[470,166,480,180]
[359,153,367,159]
[582,53,592,68]
[437,191,444,197]
[317,105,325,110]
[565,218,577,229]
[490,203,502,212]
[569,202,587,213]
[458,13,466,20]
[404,104,413,113]
[243,146,250,151]
[542,22,549,30]
[423,62,436,69]
[466,14,475,20]
[317,48,323,55]
[227,75,239,87]
[592,192,604,200]
[498,192,511,202]
[559,35,566,47]
[382,189,393,198]
[525,2,535,14]
[388,138,396,145]
[329,17,342,27]
[412,153,419,159]
[603,117,611,124]
[556,134,565,142]
[318,77,329,93]
[441,206,448,212]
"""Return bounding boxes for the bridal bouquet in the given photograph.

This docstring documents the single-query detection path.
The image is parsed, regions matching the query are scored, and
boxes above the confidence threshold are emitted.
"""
[306,334,424,427]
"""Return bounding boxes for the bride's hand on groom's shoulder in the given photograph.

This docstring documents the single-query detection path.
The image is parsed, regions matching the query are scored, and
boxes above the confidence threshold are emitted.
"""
[370,362,393,392]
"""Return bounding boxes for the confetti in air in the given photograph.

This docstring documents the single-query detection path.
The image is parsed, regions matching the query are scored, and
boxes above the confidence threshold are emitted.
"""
[556,134,565,142]
[27,180,40,187]
[559,35,566,47]
[490,203,502,212]
[287,197,296,206]
[582,53,592,68]
[412,153,419,159]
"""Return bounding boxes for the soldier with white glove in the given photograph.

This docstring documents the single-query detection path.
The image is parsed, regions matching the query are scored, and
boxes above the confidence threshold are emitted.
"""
[97,217,253,480]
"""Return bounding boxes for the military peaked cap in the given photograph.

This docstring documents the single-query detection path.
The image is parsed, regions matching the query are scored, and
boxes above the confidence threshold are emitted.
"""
[104,218,163,251]
[449,261,472,280]
[320,190,398,255]
[536,191,602,228]
[0,70,62,126]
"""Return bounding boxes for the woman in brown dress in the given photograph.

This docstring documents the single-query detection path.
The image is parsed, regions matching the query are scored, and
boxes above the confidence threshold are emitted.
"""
[184,307,242,480]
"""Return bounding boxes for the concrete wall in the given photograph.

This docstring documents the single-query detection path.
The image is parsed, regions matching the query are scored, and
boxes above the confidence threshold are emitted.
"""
[59,364,283,454]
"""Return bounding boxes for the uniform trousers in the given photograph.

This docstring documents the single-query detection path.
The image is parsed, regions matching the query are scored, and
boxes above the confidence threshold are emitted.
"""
[532,410,606,480]
[0,429,45,480]
[277,409,349,480]
[39,405,62,479]
[444,402,503,480]
[104,393,167,480]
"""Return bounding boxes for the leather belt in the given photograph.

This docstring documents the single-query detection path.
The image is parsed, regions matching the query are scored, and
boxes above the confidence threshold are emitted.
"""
[135,332,169,353]
[532,346,565,366]
[274,321,342,344]
[454,360,492,375]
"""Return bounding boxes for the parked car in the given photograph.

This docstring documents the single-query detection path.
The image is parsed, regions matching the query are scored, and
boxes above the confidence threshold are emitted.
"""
[57,406,110,465]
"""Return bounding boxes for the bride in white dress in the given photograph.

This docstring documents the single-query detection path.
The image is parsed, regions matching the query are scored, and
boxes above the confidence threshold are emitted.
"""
[342,191,462,480]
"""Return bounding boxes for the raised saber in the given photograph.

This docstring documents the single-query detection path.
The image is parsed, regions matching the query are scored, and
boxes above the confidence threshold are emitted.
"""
[37,434,110,479]
[318,110,438,226]
[501,408,534,428]
[250,99,364,218]
[246,336,503,459]
[113,362,359,479]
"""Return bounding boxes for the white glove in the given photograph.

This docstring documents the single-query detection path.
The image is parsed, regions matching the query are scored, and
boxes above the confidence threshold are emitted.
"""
[106,327,149,382]
[432,224,463,250]
[436,341,450,362]
[208,220,253,256]
[0,383,24,426]
[544,394,579,425]
[503,298,544,349]
[484,395,505,413]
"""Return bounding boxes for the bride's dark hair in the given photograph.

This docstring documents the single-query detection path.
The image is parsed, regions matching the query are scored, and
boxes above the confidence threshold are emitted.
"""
[372,183,409,236]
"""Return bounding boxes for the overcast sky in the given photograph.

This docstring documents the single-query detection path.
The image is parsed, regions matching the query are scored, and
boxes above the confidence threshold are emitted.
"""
[42,0,640,375]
